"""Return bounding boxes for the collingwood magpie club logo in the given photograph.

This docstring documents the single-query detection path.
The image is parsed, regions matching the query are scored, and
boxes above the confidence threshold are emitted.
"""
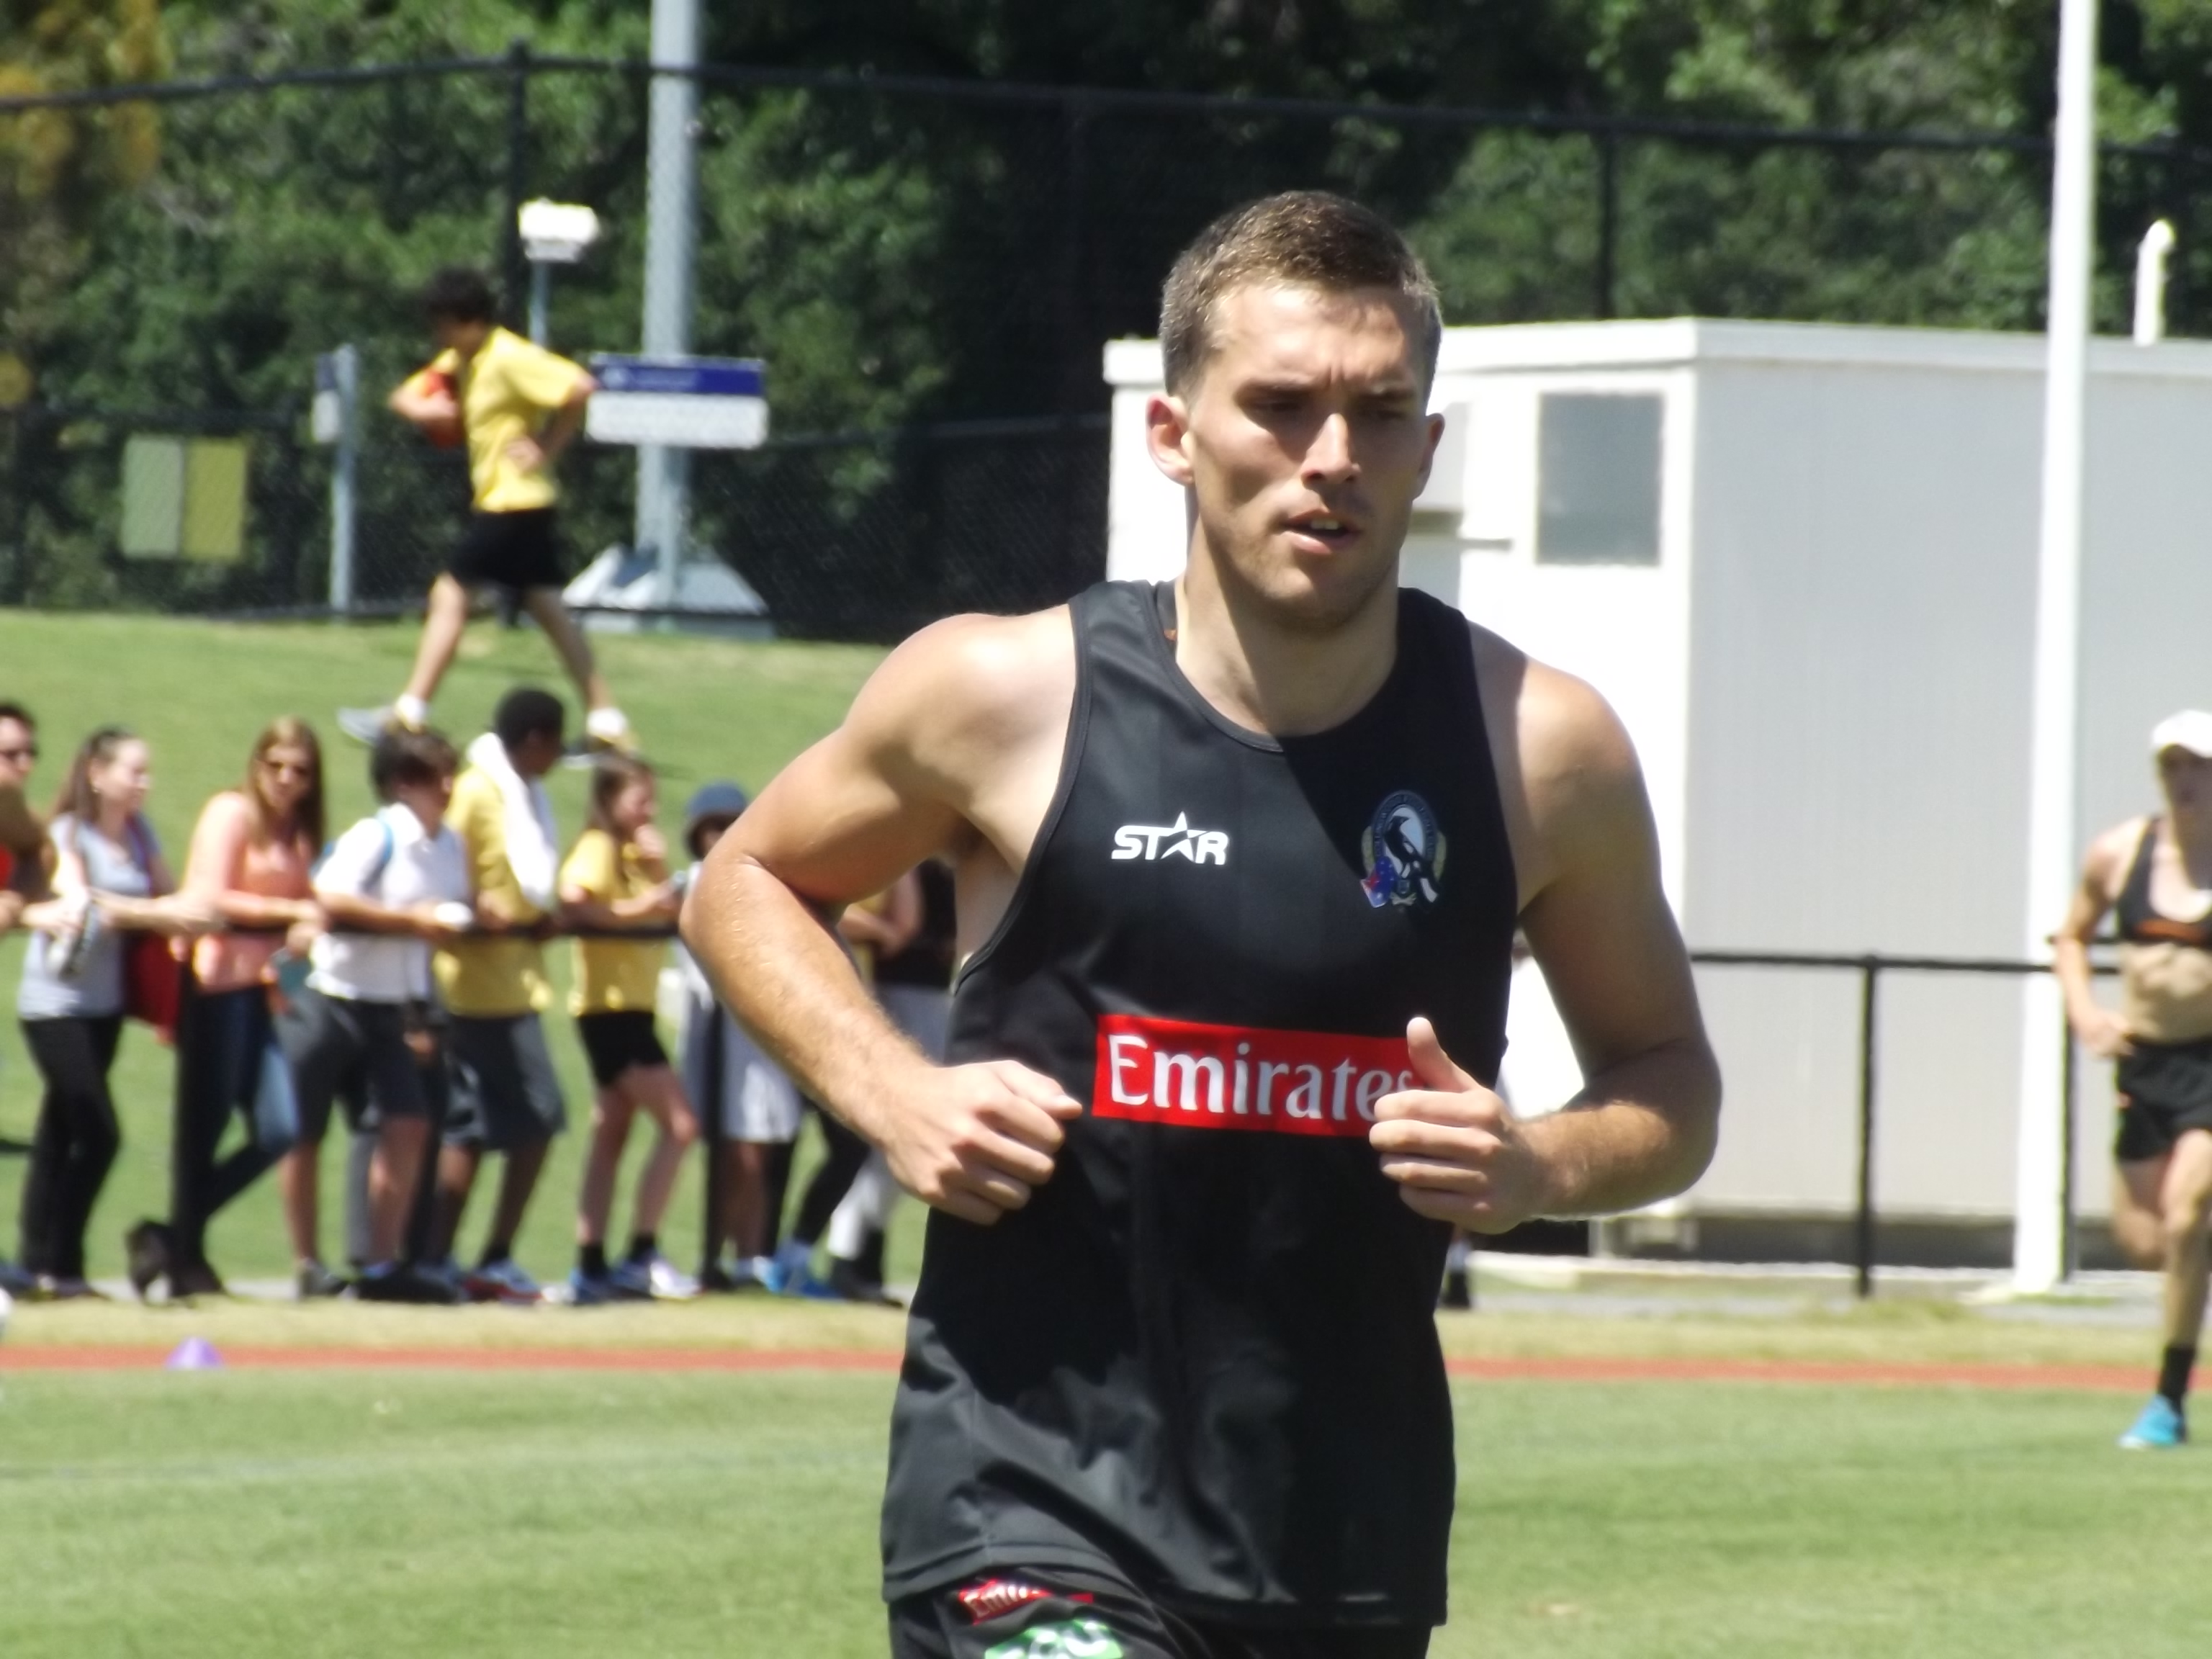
[1111,812,1229,866]
[1361,790,1446,908]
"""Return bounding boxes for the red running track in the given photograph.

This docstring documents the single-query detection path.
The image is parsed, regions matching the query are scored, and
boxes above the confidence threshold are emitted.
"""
[0,1346,2146,1390]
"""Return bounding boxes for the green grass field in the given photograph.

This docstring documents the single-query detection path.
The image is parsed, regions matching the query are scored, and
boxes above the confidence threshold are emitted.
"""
[5,1357,2210,1658]
[0,609,889,1285]
[11,613,2212,1658]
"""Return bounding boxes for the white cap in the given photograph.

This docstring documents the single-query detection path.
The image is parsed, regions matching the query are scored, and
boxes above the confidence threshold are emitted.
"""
[2151,710,2212,758]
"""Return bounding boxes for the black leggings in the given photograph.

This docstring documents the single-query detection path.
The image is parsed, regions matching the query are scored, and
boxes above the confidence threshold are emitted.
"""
[169,985,300,1267]
[18,1015,125,1279]
[791,1105,871,1248]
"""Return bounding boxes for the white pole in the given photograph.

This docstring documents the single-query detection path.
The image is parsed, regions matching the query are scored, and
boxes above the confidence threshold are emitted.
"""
[327,343,359,616]
[637,0,699,607]
[2134,220,2176,346]
[2014,0,2100,1295]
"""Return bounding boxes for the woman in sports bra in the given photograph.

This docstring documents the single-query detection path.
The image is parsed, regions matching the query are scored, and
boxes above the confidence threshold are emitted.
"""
[2058,710,2212,1449]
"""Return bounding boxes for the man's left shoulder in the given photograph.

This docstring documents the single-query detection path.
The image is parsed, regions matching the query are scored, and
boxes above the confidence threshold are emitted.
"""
[1458,620,1636,783]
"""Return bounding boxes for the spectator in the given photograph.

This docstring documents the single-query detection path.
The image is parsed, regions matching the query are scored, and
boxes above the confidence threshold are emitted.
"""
[130,720,324,1300]
[421,686,570,1302]
[279,728,472,1304]
[0,701,50,927]
[558,755,698,1303]
[338,266,631,760]
[823,859,954,1305]
[675,782,803,1287]
[0,701,44,1292]
[763,878,918,1298]
[16,728,207,1298]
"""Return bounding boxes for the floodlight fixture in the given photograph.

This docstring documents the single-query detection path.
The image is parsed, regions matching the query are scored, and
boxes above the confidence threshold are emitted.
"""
[519,199,602,266]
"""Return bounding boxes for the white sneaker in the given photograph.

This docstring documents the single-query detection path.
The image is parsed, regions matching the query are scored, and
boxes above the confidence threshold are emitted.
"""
[336,705,421,745]
[610,1251,699,1301]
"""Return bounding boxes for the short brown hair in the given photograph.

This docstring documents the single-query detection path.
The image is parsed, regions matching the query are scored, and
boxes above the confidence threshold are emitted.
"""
[370,727,459,802]
[1159,191,1442,395]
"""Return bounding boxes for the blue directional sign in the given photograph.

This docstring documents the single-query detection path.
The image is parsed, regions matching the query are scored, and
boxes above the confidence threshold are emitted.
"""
[586,354,768,449]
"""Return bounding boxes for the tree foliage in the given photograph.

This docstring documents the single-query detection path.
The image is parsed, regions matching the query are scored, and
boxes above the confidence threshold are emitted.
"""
[14,0,2212,615]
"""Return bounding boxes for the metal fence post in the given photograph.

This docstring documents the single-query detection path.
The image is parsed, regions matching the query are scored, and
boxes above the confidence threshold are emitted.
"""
[1854,956,1879,1298]
[325,343,359,615]
[698,997,729,1285]
[2059,1012,2079,1280]
[1595,127,1619,320]
[501,37,533,328]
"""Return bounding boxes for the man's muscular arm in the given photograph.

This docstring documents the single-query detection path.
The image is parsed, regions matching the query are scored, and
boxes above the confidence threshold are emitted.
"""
[1371,656,1719,1231]
[681,610,1082,1226]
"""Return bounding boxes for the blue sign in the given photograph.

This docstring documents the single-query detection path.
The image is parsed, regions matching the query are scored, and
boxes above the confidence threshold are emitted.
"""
[586,354,769,450]
[590,356,765,398]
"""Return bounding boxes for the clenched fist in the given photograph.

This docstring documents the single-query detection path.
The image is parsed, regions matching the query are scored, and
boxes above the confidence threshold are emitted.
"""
[1370,1017,1556,1233]
[878,1059,1084,1226]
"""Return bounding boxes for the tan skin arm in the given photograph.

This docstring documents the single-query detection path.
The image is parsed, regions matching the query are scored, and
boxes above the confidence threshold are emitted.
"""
[508,377,595,475]
[2054,820,2136,1058]
[1370,652,1721,1231]
[184,794,319,931]
[682,610,1082,1226]
[839,868,923,956]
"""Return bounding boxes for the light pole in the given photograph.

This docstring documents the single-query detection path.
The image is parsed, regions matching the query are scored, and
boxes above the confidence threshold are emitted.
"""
[517,199,601,346]
[2015,0,2099,1295]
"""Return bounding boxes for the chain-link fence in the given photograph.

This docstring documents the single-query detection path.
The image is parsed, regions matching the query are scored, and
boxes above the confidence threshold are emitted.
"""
[6,50,2208,637]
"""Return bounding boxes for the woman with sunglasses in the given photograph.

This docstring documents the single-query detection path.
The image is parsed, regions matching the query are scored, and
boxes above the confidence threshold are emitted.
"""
[129,718,325,1300]
[14,727,209,1298]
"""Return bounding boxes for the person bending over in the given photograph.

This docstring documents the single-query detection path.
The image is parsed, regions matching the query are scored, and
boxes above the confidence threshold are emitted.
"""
[684,191,1719,1658]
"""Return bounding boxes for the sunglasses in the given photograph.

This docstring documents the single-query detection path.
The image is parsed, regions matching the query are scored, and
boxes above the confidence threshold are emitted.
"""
[260,758,313,779]
[0,745,35,764]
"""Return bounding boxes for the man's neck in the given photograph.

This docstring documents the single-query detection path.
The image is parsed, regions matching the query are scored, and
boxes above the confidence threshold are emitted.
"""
[1172,553,1399,739]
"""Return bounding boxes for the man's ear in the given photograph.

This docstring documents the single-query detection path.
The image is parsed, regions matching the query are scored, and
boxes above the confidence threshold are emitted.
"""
[1146,392,1196,487]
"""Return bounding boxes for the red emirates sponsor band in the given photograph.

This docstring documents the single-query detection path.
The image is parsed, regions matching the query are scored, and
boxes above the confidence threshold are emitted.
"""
[1092,1013,1413,1138]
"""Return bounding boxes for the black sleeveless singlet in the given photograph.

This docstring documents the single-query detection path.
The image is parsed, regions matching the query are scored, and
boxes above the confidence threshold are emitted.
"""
[880,580,1519,1627]
[2116,818,2212,950]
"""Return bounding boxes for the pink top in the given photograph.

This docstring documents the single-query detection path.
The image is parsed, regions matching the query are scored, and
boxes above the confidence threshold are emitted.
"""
[186,792,315,992]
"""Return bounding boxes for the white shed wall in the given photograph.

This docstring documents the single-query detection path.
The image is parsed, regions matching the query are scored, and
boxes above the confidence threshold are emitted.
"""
[1101,319,2212,1233]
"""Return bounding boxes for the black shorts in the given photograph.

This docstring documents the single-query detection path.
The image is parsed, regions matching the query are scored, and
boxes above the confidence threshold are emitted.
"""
[576,1010,670,1088]
[443,1013,567,1151]
[2115,1038,2212,1162]
[449,508,565,593]
[278,987,432,1143]
[888,1568,1430,1659]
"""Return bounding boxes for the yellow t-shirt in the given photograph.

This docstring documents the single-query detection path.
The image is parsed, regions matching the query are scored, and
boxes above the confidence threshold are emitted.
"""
[433,767,551,1017]
[417,327,589,513]
[562,828,665,1016]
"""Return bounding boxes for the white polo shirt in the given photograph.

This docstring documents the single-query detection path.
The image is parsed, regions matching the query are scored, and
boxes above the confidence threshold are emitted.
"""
[309,804,470,1004]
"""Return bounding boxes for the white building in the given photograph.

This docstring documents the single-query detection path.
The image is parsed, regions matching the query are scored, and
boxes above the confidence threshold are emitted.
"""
[1104,319,2212,1261]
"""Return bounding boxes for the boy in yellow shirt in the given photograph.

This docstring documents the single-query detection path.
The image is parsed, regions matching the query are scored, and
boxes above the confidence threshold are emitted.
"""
[557,755,698,1302]
[423,687,570,1302]
[339,267,634,757]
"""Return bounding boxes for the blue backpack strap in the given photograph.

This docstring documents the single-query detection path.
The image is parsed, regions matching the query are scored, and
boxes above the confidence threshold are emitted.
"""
[363,813,396,896]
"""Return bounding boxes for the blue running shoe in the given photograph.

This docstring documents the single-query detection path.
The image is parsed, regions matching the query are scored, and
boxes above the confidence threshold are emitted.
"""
[2119,1395,2187,1449]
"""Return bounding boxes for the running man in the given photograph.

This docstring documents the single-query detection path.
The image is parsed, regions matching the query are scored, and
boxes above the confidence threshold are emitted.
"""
[2057,710,2212,1449]
[340,267,633,757]
[684,192,1720,1656]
